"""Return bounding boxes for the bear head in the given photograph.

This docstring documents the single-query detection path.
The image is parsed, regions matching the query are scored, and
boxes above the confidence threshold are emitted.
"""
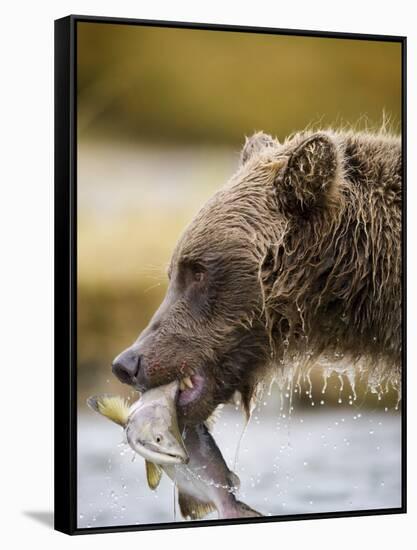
[112,131,344,423]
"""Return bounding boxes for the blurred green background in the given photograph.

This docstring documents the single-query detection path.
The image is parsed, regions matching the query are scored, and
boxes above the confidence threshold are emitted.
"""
[77,22,401,407]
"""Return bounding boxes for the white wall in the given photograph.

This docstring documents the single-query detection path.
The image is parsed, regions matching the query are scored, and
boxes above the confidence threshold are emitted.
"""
[0,0,414,548]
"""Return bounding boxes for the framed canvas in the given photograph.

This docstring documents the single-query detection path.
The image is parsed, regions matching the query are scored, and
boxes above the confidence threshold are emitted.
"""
[54,14,407,535]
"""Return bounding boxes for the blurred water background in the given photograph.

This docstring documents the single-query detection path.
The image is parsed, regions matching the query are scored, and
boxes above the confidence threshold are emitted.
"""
[76,22,402,527]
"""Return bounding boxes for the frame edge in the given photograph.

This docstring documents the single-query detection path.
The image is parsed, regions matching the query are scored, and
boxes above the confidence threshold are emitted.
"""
[54,15,77,536]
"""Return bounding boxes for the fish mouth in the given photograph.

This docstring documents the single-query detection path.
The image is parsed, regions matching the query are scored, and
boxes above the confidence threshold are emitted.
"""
[129,436,188,465]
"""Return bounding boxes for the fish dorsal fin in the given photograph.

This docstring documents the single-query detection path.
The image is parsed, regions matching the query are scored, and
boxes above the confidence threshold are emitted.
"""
[87,394,130,427]
[178,492,216,520]
[145,461,162,490]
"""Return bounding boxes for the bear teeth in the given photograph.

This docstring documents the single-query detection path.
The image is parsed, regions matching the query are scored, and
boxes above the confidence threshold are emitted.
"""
[179,376,194,391]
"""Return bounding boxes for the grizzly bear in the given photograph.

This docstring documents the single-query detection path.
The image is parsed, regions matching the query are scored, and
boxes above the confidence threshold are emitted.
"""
[112,129,402,423]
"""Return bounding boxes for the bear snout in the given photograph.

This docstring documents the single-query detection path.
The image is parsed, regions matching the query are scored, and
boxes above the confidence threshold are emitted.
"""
[112,346,143,387]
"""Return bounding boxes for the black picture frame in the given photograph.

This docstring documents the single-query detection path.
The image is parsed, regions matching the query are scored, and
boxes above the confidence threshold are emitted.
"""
[54,14,407,536]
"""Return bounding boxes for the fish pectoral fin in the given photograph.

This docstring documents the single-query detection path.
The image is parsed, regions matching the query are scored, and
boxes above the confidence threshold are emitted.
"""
[145,461,163,490]
[178,492,216,520]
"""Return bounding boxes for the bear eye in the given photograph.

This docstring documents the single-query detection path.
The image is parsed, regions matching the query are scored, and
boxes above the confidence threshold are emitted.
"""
[193,270,204,283]
[177,259,206,287]
[190,263,205,283]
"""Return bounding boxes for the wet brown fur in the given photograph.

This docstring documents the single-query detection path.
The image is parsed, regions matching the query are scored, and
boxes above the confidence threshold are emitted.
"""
[251,130,402,397]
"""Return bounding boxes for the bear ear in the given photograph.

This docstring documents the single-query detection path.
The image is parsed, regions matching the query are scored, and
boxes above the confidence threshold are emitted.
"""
[240,132,278,166]
[276,133,340,215]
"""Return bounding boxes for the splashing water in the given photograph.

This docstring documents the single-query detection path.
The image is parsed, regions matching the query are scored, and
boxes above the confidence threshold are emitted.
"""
[258,351,400,420]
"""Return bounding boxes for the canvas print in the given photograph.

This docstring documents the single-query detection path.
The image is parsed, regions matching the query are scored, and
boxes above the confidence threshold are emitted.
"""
[73,20,404,530]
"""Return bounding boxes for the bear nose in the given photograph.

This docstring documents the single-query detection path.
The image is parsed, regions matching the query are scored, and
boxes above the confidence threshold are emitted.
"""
[112,348,141,385]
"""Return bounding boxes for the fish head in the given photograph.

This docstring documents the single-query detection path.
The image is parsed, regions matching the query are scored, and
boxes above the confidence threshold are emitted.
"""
[126,384,189,465]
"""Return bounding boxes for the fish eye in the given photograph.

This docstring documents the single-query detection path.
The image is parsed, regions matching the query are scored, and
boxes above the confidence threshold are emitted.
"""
[155,435,163,443]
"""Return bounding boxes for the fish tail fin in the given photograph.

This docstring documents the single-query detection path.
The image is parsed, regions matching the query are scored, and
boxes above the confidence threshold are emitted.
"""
[87,394,129,427]
[219,498,263,519]
[234,500,263,518]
